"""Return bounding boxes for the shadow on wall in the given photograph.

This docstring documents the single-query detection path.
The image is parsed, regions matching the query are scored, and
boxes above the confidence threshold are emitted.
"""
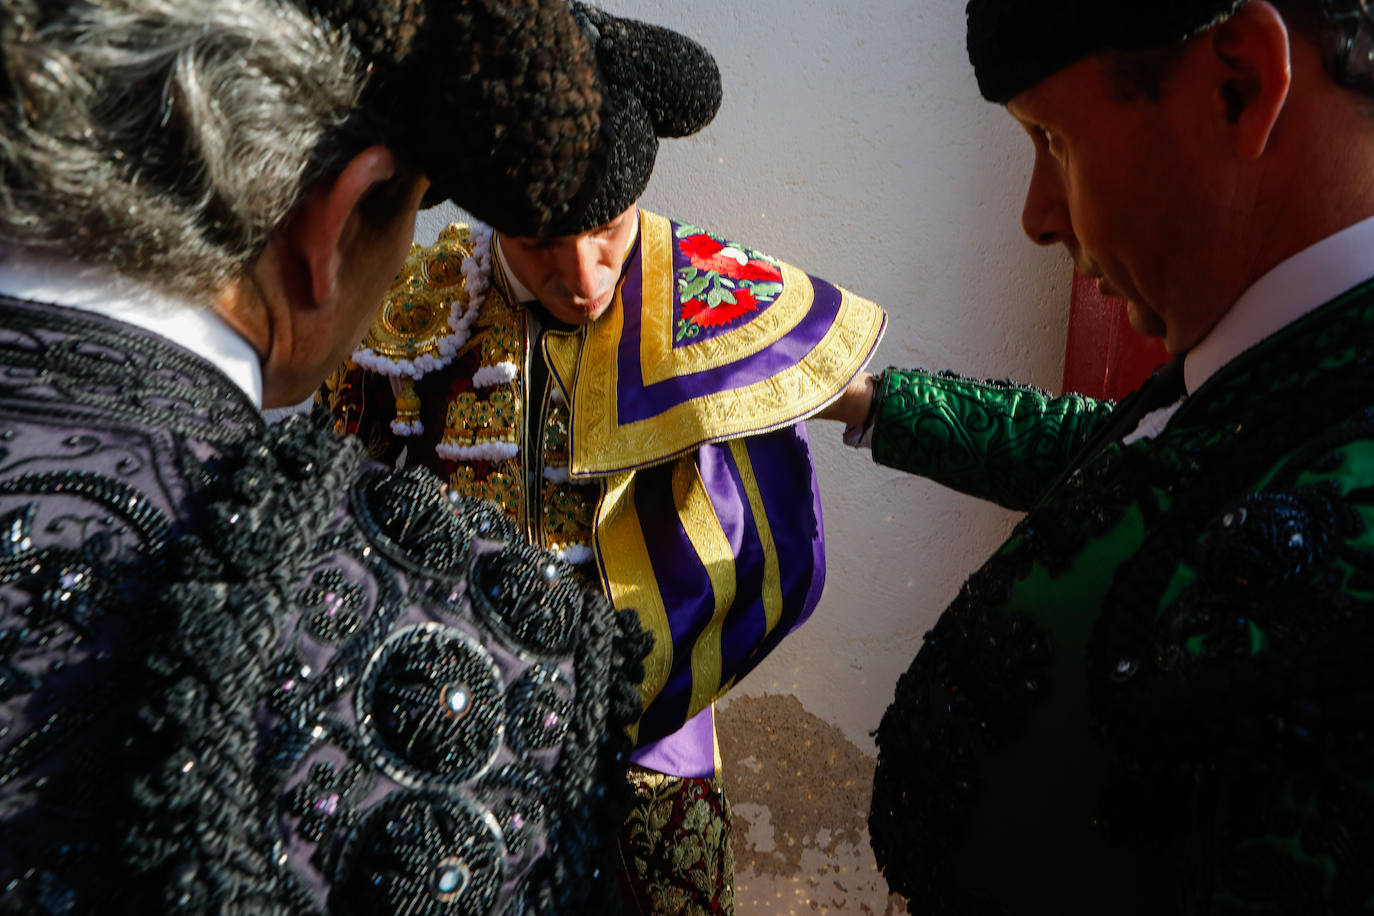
[718,694,907,915]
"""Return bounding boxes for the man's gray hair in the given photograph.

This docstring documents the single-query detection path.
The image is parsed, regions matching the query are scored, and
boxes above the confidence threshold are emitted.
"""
[0,0,366,297]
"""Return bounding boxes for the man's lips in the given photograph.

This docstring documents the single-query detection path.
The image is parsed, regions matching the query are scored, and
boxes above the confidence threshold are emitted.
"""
[1087,273,1121,299]
[571,289,613,311]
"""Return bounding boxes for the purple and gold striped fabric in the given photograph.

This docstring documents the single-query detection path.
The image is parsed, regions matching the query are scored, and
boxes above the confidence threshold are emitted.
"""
[545,209,883,744]
[596,423,826,745]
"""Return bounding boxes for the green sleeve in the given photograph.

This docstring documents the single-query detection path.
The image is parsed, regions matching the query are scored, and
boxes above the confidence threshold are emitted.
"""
[870,367,1116,511]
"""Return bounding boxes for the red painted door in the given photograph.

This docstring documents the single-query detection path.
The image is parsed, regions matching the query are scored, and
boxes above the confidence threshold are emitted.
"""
[1061,268,1168,400]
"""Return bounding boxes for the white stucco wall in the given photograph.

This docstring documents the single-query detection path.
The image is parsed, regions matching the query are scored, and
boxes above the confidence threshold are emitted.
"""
[416,1,1073,911]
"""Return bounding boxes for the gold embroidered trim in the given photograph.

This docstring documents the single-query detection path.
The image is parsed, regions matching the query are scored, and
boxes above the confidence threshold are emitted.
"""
[446,465,522,522]
[596,470,672,741]
[674,460,735,719]
[438,276,527,449]
[619,764,735,915]
[441,388,518,446]
[568,286,886,474]
[728,440,784,640]
[543,328,581,406]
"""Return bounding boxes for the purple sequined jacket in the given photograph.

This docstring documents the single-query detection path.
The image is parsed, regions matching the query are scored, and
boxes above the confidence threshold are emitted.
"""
[0,296,643,915]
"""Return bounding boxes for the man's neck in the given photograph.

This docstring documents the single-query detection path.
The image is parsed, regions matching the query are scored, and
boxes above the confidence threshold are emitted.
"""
[493,237,540,304]
[1184,209,1374,395]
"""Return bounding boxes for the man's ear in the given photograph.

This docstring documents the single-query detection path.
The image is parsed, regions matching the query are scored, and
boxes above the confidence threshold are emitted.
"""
[1209,1,1291,159]
[290,145,399,308]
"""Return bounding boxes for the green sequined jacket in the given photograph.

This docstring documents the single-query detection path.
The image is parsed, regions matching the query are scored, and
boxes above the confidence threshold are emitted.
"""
[867,280,1374,914]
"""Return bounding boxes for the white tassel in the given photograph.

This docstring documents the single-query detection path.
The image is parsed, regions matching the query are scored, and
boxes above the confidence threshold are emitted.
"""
[473,361,519,388]
[436,440,520,462]
[555,544,594,565]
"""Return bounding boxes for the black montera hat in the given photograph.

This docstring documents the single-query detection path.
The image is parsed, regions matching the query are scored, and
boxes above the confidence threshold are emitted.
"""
[304,0,606,237]
[966,0,1250,103]
[529,2,722,237]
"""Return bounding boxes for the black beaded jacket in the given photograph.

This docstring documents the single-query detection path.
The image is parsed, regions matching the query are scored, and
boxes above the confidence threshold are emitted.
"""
[0,296,645,914]
[867,279,1374,914]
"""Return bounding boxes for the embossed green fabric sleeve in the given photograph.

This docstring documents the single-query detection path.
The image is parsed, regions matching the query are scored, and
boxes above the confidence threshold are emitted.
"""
[870,368,1115,510]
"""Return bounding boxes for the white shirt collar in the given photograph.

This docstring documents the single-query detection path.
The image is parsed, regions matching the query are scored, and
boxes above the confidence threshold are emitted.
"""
[0,246,264,407]
[493,236,539,303]
[1184,211,1374,394]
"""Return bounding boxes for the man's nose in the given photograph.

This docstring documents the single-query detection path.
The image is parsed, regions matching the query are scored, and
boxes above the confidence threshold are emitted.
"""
[1020,156,1071,247]
[557,237,604,297]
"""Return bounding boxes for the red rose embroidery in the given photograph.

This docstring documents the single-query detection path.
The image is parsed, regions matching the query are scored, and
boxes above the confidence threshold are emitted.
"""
[735,259,781,282]
[681,234,747,276]
[674,225,783,340]
[680,233,724,261]
[682,288,758,328]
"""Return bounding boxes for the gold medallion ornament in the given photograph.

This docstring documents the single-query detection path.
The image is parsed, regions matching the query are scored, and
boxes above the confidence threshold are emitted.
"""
[351,223,494,436]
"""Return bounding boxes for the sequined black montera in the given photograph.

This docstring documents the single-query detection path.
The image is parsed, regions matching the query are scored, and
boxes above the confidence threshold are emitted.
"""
[0,296,646,914]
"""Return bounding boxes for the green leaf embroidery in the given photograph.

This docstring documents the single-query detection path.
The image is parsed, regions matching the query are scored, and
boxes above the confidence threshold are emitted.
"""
[681,275,709,300]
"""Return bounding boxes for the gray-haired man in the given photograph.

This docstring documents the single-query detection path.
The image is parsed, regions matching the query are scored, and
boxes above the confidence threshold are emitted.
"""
[0,1,646,912]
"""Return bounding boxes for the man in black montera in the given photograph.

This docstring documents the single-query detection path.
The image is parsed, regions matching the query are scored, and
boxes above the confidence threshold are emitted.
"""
[818,1,1374,911]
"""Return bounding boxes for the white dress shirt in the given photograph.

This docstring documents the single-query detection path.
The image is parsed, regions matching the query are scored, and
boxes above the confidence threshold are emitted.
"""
[1123,211,1374,444]
[0,246,264,408]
